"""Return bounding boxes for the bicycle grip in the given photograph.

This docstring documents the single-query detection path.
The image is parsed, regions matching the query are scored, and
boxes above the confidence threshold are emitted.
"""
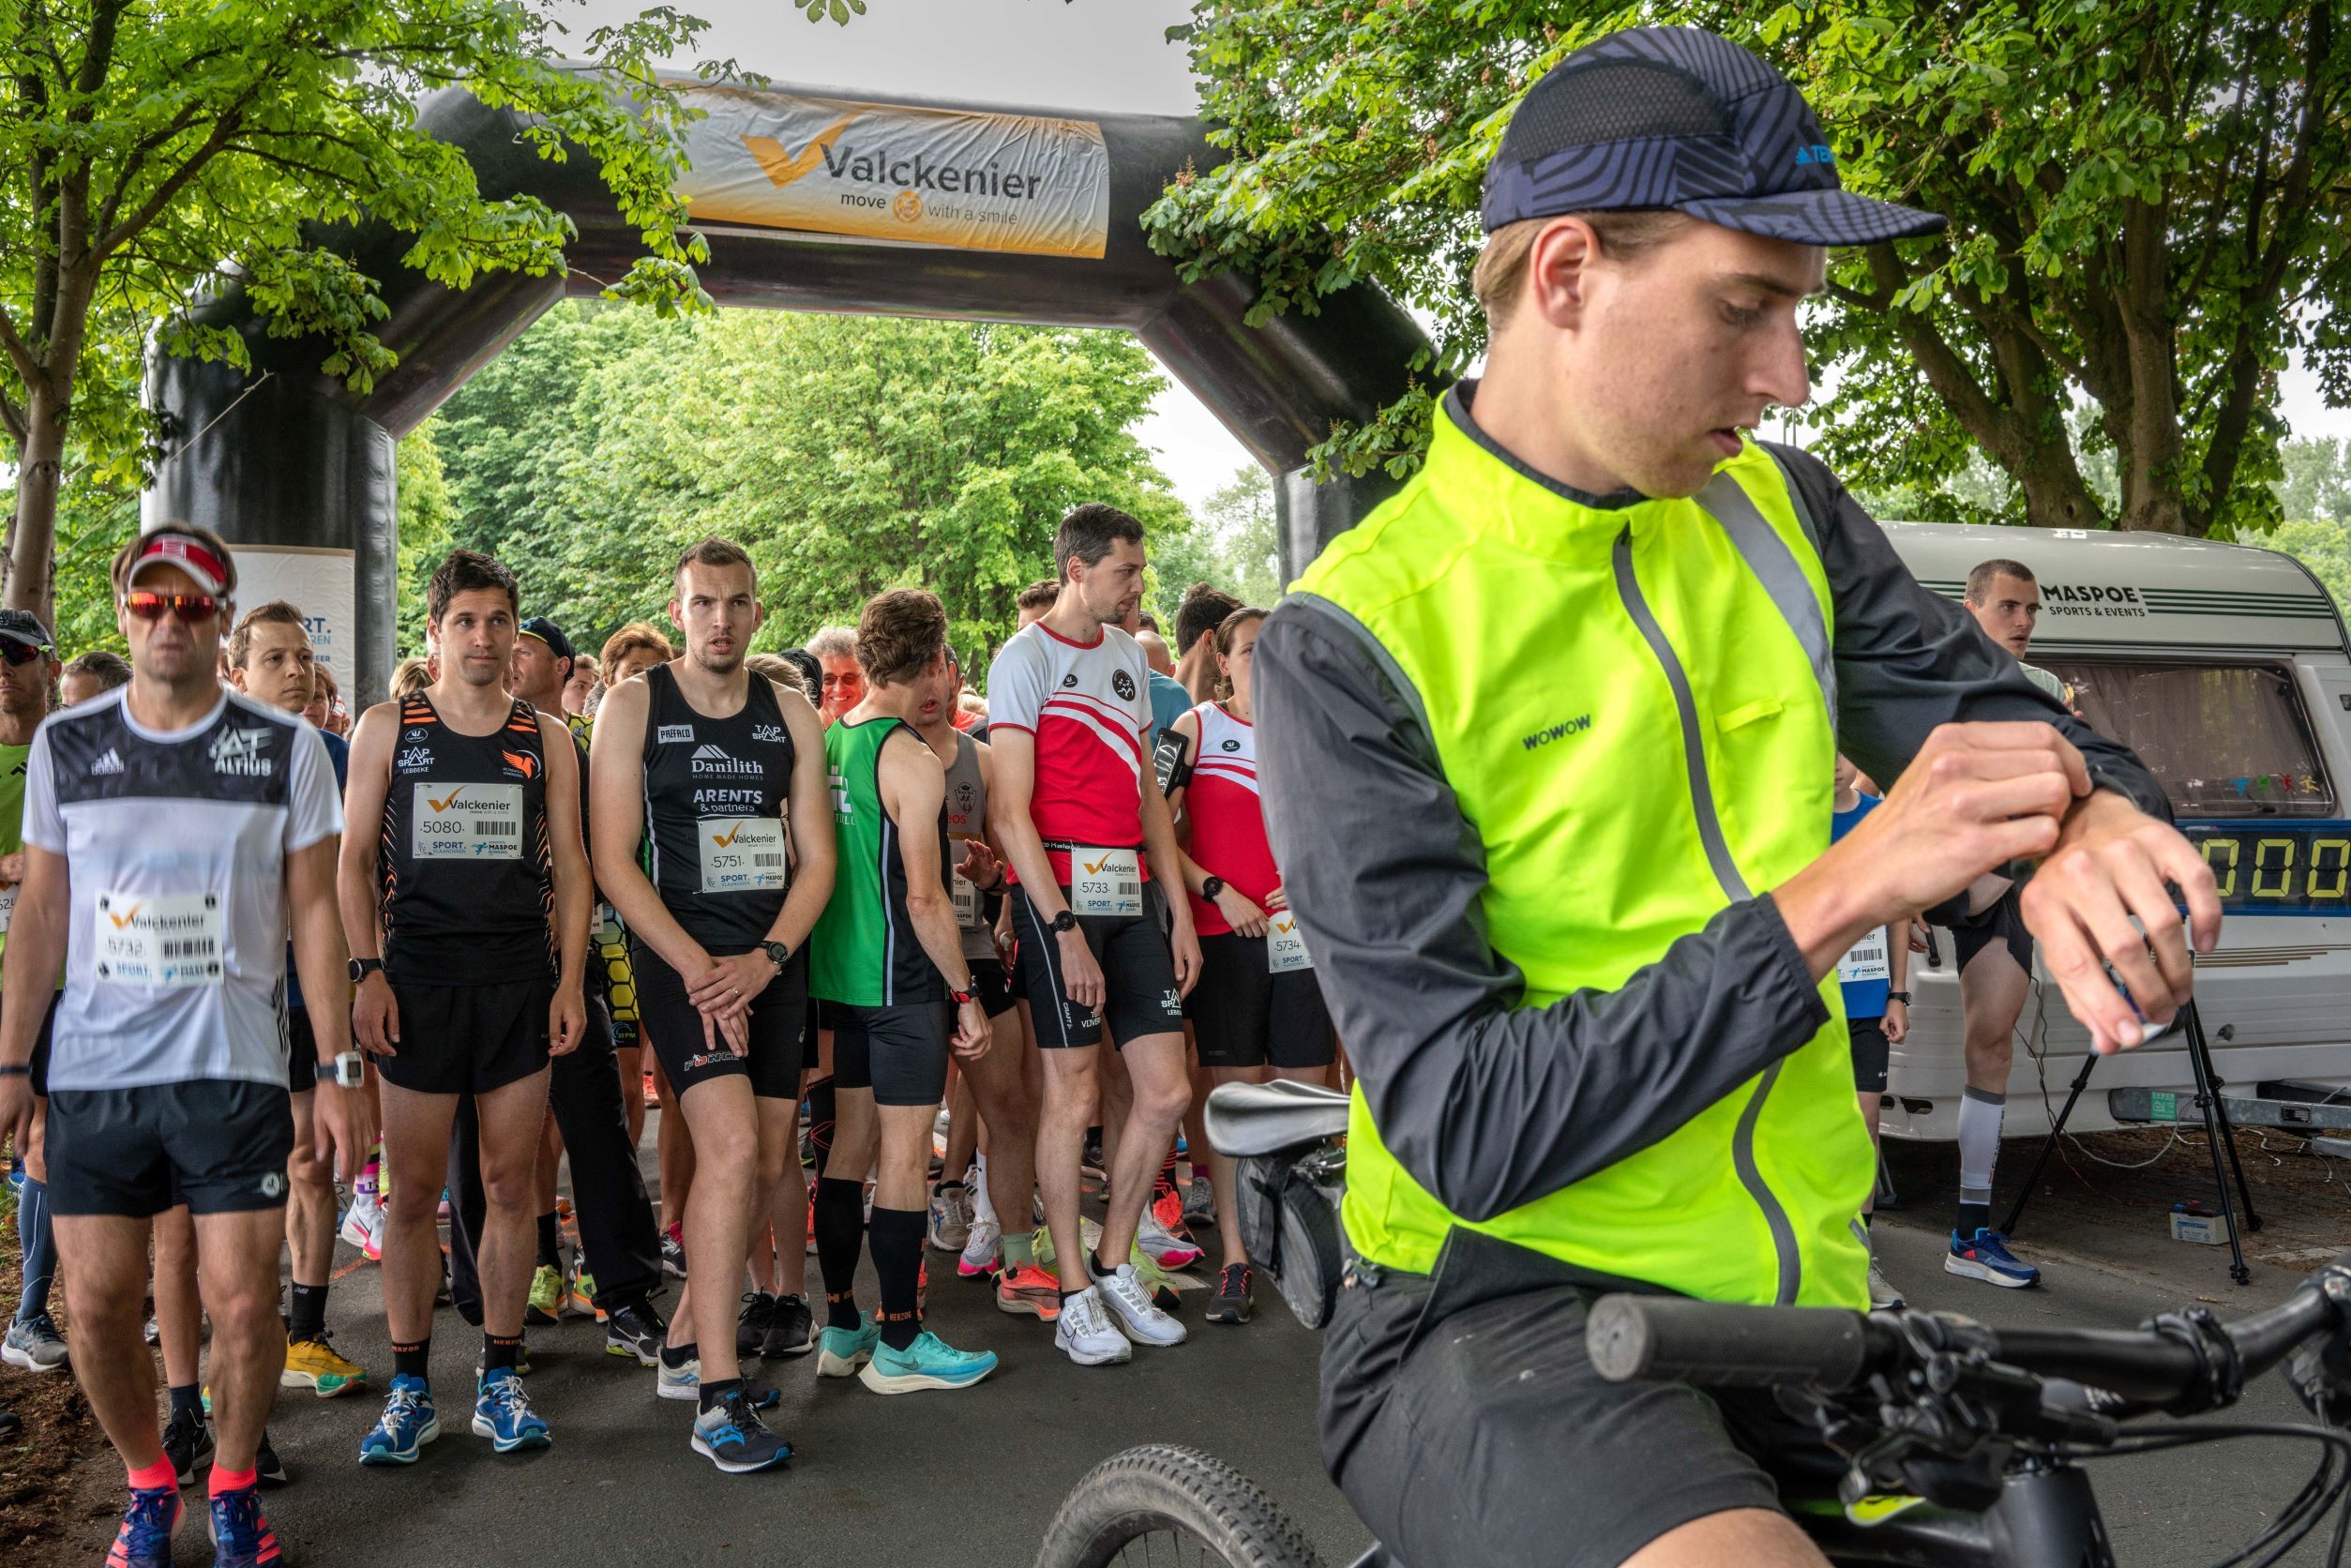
[1587,1295,1872,1389]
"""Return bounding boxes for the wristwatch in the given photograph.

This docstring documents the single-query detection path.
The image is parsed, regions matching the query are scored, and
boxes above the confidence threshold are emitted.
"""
[1887,990,1911,1004]
[1200,875,1226,901]
[1050,909,1078,933]
[948,986,975,1006]
[348,957,384,985]
[331,1051,366,1090]
[761,940,792,974]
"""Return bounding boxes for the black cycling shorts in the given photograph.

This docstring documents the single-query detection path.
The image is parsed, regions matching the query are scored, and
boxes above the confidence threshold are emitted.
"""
[1848,1016,1890,1095]
[377,978,552,1097]
[972,956,1018,1019]
[1322,1229,1844,1568]
[46,1080,294,1218]
[286,1005,318,1095]
[1939,882,2034,977]
[1186,931,1335,1071]
[632,940,807,1102]
[831,1002,953,1108]
[1008,882,1184,1050]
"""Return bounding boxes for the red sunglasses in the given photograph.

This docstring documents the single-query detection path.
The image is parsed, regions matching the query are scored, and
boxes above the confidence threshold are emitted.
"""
[121,591,222,625]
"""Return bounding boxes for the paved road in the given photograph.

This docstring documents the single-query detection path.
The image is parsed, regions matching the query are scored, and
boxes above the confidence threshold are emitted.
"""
[51,1121,2351,1566]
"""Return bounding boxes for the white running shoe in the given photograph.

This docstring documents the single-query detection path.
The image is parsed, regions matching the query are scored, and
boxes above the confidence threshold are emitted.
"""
[1135,1210,1203,1271]
[1052,1286,1132,1366]
[656,1356,701,1402]
[958,1214,1003,1279]
[927,1184,974,1253]
[339,1190,384,1258]
[1095,1263,1187,1348]
[1182,1174,1214,1229]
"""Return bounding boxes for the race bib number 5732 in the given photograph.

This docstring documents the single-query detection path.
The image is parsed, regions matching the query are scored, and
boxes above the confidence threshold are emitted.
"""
[95,891,225,987]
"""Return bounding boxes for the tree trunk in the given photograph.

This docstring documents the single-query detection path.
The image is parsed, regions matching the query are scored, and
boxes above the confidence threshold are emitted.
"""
[4,385,65,628]
[2012,450,2108,530]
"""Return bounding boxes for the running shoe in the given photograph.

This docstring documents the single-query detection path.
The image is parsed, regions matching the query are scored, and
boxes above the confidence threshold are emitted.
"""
[162,1409,215,1487]
[1868,1261,1906,1311]
[107,1484,183,1568]
[643,1070,659,1108]
[144,1317,161,1347]
[1096,1262,1187,1347]
[761,1294,816,1360]
[255,1429,288,1488]
[437,1188,451,1222]
[357,1375,438,1466]
[1150,1180,1187,1237]
[859,1331,998,1395]
[282,1331,368,1397]
[567,1263,602,1320]
[526,1264,565,1326]
[815,1313,881,1379]
[1051,1286,1132,1366]
[1205,1262,1253,1325]
[690,1389,791,1475]
[2,1311,68,1371]
[1946,1229,2041,1289]
[735,1291,775,1359]
[660,1222,687,1278]
[656,1355,701,1401]
[1080,1130,1106,1183]
[471,1344,533,1379]
[206,1483,280,1568]
[604,1303,666,1365]
[957,1214,1003,1278]
[471,1367,551,1453]
[927,1184,974,1253]
[1183,1174,1215,1229]
[338,1190,384,1259]
[1135,1210,1203,1271]
[995,1263,1062,1321]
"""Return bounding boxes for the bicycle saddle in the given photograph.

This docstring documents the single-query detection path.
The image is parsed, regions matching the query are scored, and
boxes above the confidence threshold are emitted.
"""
[1205,1079,1350,1159]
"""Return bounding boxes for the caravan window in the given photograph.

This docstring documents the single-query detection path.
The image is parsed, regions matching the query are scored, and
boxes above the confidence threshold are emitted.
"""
[2036,659,2334,819]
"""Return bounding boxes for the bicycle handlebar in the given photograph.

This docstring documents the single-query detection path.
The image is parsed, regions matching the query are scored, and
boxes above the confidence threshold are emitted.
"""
[1590,1249,2351,1416]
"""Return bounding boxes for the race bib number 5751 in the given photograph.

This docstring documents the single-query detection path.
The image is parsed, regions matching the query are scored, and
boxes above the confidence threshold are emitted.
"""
[701,817,788,894]
[95,891,225,987]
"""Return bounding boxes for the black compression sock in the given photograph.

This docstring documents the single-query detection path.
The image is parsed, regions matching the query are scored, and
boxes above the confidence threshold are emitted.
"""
[392,1337,430,1382]
[1956,1200,1991,1237]
[169,1383,204,1425]
[868,1206,926,1351]
[813,1176,866,1314]
[535,1212,561,1270]
[697,1376,744,1413]
[286,1281,327,1344]
[660,1341,697,1370]
[483,1333,523,1375]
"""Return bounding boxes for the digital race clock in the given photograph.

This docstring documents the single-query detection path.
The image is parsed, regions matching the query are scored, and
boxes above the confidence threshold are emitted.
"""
[2183,822,2351,914]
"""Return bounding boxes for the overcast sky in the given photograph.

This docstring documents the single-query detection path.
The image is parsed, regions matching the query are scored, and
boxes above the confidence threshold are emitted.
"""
[553,0,2348,511]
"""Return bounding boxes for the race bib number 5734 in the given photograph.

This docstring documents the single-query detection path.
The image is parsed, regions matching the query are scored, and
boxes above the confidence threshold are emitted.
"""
[95,891,225,987]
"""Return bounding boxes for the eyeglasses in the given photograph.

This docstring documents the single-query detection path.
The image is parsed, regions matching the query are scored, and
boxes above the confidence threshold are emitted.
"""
[0,640,47,667]
[122,592,221,625]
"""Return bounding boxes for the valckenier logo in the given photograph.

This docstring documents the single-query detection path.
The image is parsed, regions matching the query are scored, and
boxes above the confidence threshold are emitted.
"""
[208,726,273,776]
[745,113,1054,208]
[691,744,761,776]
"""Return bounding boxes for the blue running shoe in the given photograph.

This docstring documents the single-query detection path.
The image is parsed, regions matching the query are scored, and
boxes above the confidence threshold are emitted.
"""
[689,1390,791,1475]
[858,1330,998,1395]
[1946,1228,2041,1289]
[206,1484,281,1568]
[471,1367,550,1453]
[357,1375,439,1466]
[815,1313,880,1379]
[105,1485,182,1568]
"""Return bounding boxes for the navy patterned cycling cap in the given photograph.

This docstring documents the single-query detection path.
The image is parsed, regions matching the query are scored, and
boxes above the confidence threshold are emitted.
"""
[1481,25,1945,246]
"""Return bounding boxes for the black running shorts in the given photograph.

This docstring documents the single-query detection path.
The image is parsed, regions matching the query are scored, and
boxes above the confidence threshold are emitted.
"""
[972,957,1018,1020]
[1848,1016,1891,1095]
[632,940,807,1101]
[1186,930,1335,1071]
[1007,882,1185,1049]
[46,1080,294,1218]
[1938,882,2034,977]
[377,978,553,1097]
[831,1002,953,1108]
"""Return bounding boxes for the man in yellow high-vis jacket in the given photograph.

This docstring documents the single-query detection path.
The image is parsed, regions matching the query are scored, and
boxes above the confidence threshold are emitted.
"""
[1255,25,2222,1568]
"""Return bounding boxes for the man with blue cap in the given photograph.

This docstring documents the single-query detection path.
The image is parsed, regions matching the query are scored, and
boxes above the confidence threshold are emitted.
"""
[1254,26,2218,1567]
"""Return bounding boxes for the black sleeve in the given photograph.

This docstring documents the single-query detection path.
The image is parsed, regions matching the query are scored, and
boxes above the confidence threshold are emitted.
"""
[1767,443,2171,824]
[1253,596,1834,1224]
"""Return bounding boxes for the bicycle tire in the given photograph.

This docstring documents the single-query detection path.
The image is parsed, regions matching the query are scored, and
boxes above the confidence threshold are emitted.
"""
[1033,1443,1330,1568]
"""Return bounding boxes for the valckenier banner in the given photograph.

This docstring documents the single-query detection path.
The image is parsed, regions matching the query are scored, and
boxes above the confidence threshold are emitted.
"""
[671,85,1111,260]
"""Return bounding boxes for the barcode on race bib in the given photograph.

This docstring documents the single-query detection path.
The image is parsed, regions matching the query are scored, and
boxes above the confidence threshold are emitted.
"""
[474,820,518,837]
[753,853,785,868]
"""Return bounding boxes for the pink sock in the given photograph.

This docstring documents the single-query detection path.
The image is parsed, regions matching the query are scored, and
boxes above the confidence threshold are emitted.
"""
[207,1464,258,1497]
[128,1455,178,1493]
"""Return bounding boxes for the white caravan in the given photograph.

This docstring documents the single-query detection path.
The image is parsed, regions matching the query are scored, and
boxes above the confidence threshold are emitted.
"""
[1875,523,2351,1139]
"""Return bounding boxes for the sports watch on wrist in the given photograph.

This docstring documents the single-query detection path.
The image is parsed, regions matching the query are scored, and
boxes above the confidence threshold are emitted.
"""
[1887,990,1911,1004]
[331,1051,366,1090]
[948,986,975,1006]
[761,940,792,974]
[349,957,384,985]
[1200,876,1226,901]
[1050,909,1078,933]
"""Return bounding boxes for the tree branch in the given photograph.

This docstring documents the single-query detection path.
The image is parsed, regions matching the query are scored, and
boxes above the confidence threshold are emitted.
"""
[0,304,45,394]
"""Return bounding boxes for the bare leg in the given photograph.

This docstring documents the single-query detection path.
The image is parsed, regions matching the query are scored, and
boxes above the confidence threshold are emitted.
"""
[764,1077,810,1297]
[1095,1032,1189,1269]
[377,1085,463,1345]
[674,1074,762,1385]
[742,1095,795,1290]
[873,1103,934,1214]
[942,1072,979,1187]
[285,1091,336,1296]
[1096,1041,1133,1178]
[656,1058,696,1235]
[152,1206,203,1388]
[474,1069,556,1339]
[1207,1064,1271,1269]
[958,1009,1036,1241]
[56,1214,168,1471]
[190,1207,289,1474]
[1035,1047,1099,1287]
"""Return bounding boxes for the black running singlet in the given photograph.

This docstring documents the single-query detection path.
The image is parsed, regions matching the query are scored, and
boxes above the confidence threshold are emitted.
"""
[638,663,795,954]
[379,693,554,985]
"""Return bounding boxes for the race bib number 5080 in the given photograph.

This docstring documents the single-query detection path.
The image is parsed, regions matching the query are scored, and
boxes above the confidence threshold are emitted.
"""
[94,891,225,987]
[413,782,523,861]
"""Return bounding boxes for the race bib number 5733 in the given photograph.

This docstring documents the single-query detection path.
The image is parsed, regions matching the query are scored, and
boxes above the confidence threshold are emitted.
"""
[95,891,225,987]
[1070,847,1142,918]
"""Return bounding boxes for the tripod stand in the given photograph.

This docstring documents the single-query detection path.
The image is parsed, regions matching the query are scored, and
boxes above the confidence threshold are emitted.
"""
[2000,997,2261,1287]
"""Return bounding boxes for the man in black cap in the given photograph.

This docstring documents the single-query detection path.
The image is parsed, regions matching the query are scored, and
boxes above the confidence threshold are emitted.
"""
[1253,25,2218,1567]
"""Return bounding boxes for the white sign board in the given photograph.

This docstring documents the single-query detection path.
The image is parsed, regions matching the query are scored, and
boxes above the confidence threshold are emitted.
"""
[227,545,355,689]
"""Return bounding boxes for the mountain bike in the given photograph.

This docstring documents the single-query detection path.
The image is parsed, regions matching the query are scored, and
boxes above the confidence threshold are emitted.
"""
[1032,1079,2351,1568]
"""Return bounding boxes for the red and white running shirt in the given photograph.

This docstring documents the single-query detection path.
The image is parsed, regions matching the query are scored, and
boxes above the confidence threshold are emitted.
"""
[1181,701,1278,934]
[987,621,1153,885]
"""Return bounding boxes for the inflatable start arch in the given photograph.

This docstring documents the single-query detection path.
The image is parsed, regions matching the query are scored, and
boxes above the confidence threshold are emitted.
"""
[143,81,1432,700]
